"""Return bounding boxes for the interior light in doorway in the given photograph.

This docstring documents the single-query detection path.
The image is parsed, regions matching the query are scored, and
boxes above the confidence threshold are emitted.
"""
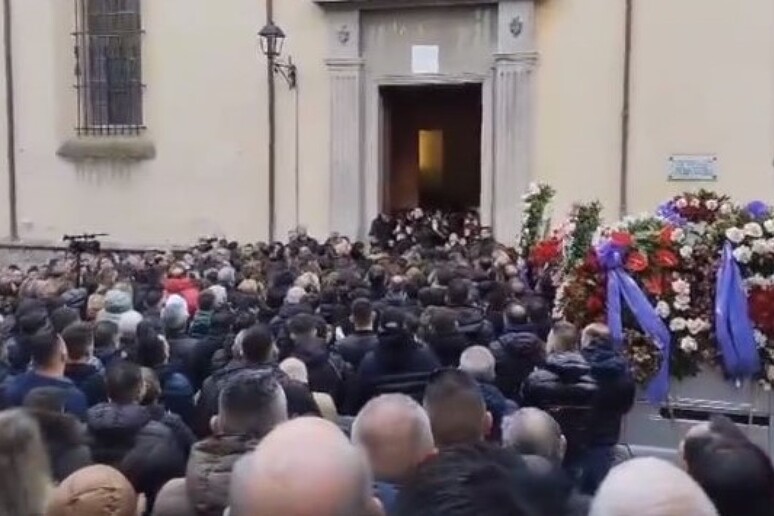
[418,129,444,187]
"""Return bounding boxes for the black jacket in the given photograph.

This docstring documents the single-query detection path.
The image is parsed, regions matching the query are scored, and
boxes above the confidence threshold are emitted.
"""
[426,330,472,368]
[65,362,107,407]
[27,408,92,482]
[270,303,315,358]
[87,403,187,502]
[447,305,494,345]
[166,329,200,380]
[521,352,599,457]
[582,340,636,446]
[289,336,348,407]
[190,333,229,391]
[335,330,379,369]
[352,331,440,412]
[490,329,546,401]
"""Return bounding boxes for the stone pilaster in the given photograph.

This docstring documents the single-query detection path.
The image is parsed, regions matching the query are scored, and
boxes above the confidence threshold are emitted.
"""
[492,52,538,244]
[327,58,364,238]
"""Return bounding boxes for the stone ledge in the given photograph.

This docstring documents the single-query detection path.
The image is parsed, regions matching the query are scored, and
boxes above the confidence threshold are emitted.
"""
[57,137,156,162]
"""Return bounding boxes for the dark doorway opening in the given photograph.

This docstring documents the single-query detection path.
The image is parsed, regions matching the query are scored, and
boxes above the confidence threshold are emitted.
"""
[381,83,482,213]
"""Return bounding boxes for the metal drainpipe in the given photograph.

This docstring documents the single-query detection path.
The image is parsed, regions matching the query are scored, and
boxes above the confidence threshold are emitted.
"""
[3,0,18,240]
[619,0,633,218]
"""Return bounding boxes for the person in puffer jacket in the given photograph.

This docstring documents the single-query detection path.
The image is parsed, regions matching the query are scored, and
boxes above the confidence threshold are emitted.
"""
[153,370,289,516]
[87,362,186,508]
[445,279,494,346]
[164,265,199,317]
[578,323,636,494]
[426,307,473,368]
[521,330,598,472]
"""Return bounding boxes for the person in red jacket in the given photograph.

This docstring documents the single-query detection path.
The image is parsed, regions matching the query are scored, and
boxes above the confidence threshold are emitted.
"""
[163,264,199,317]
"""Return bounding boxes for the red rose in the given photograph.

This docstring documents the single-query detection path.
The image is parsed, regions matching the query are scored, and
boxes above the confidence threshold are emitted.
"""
[643,273,665,296]
[586,296,604,313]
[611,231,634,248]
[658,226,674,247]
[530,238,561,267]
[625,251,649,272]
[654,250,678,268]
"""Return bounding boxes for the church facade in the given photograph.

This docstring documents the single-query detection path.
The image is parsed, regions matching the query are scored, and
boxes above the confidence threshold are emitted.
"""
[0,0,772,246]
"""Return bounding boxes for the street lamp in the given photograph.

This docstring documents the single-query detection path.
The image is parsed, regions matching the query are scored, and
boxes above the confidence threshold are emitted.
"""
[259,21,296,89]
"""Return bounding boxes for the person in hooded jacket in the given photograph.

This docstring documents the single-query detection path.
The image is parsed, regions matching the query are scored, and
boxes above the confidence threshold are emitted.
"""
[153,370,288,516]
[87,361,186,507]
[352,307,440,413]
[521,323,598,477]
[425,307,473,368]
[489,303,549,402]
[163,265,199,317]
[578,323,635,494]
[286,313,349,408]
[23,387,93,482]
[445,279,494,346]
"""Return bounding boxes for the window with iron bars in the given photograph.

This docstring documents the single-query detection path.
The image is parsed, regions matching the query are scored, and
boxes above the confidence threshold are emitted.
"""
[73,0,144,136]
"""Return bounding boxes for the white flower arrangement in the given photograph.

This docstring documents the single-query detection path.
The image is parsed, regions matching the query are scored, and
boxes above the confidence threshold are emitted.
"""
[686,318,709,336]
[725,227,745,244]
[744,222,764,239]
[676,198,688,209]
[655,301,671,319]
[671,228,686,243]
[689,198,701,208]
[705,199,719,211]
[680,336,699,353]
[732,245,752,264]
[671,279,691,296]
[669,317,687,332]
[752,239,770,256]
[764,219,774,234]
[754,329,768,348]
[679,245,693,259]
[720,202,734,215]
[674,294,691,311]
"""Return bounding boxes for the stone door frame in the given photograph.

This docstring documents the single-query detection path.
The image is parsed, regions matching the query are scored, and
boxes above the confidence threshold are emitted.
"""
[317,0,537,244]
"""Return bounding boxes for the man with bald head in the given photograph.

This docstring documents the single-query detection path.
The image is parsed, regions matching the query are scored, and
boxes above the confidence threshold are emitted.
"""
[352,394,437,514]
[227,417,384,516]
[502,408,567,465]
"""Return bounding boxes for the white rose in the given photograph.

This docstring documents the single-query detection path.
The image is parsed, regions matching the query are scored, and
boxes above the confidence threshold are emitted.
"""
[527,182,540,196]
[689,198,701,208]
[669,317,687,332]
[655,301,671,319]
[674,294,691,311]
[752,239,769,255]
[679,245,693,259]
[671,228,685,243]
[732,245,752,264]
[747,274,767,287]
[693,223,708,236]
[671,279,691,296]
[744,222,764,238]
[725,227,745,244]
[720,203,734,215]
[686,318,706,335]
[676,198,688,209]
[754,329,768,348]
[680,336,698,353]
[705,199,719,211]
[764,219,774,235]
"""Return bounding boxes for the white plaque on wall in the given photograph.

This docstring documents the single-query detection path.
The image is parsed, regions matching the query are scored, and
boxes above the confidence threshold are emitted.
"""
[668,155,718,181]
[411,45,439,74]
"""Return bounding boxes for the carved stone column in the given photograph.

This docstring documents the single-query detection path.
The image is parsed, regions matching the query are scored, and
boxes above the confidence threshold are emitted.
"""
[492,52,538,244]
[327,58,364,238]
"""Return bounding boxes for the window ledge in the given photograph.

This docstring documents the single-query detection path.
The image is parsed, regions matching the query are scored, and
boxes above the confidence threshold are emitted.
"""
[57,137,156,162]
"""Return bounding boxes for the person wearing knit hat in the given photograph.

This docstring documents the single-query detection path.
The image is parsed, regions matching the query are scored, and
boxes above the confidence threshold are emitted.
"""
[97,289,133,326]
[161,294,189,332]
[46,464,144,516]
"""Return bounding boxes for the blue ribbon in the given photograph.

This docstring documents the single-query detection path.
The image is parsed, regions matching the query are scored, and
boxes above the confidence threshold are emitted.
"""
[715,242,761,380]
[598,242,671,404]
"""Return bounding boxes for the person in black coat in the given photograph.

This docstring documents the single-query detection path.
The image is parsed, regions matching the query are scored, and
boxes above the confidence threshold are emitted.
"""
[578,324,636,494]
[189,310,234,391]
[335,298,379,369]
[86,362,187,505]
[62,322,107,407]
[521,334,598,475]
[425,307,473,368]
[489,302,548,401]
[445,279,494,346]
[23,387,93,482]
[352,307,440,412]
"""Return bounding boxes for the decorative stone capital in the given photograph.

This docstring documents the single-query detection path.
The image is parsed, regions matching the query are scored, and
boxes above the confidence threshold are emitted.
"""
[493,51,539,67]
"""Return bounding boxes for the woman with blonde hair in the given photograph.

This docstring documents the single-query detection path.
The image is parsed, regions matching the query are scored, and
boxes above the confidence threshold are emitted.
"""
[0,409,53,515]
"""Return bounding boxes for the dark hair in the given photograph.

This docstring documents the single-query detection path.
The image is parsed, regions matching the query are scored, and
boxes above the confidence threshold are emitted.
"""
[94,320,119,350]
[446,279,469,306]
[144,288,164,310]
[685,436,774,516]
[430,308,457,334]
[396,444,534,516]
[136,331,166,368]
[23,387,67,412]
[350,298,373,328]
[423,369,487,448]
[210,310,234,334]
[526,296,549,324]
[198,290,216,312]
[50,307,80,334]
[106,361,143,404]
[240,325,274,364]
[28,330,62,368]
[219,369,285,437]
[288,313,317,337]
[61,322,94,361]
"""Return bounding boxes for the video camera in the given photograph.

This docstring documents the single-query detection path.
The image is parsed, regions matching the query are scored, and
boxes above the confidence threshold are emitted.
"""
[62,233,108,255]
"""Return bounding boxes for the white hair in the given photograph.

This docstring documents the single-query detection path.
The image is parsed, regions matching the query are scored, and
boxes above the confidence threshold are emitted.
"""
[458,345,496,382]
[590,457,718,516]
[280,357,308,384]
[502,408,565,463]
[285,287,306,305]
[117,310,144,338]
[351,393,434,451]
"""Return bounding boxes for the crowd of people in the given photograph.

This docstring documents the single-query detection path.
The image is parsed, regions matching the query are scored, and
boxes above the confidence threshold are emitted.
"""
[0,215,770,516]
